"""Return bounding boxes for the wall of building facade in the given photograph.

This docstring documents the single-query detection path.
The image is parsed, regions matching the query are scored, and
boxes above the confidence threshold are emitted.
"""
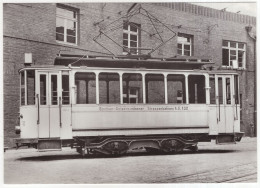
[3,3,256,146]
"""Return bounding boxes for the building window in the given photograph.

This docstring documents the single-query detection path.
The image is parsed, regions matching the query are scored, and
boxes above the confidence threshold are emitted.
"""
[123,22,140,55]
[177,33,193,56]
[56,6,78,45]
[222,40,246,68]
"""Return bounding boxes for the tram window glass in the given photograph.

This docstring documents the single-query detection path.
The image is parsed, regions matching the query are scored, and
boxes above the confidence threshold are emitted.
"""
[21,71,25,106]
[218,78,223,104]
[27,70,35,105]
[234,75,239,104]
[226,78,231,104]
[188,75,206,104]
[99,73,120,104]
[145,74,165,104]
[123,73,143,104]
[51,75,58,105]
[209,76,216,104]
[62,74,70,105]
[40,75,47,105]
[167,74,186,104]
[75,72,96,104]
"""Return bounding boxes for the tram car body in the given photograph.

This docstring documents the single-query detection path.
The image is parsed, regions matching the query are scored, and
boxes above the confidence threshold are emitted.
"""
[15,55,244,155]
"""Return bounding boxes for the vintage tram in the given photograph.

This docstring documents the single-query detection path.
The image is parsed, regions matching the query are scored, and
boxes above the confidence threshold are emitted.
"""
[15,55,244,156]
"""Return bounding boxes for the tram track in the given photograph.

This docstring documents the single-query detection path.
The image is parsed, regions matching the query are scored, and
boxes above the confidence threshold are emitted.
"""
[217,173,257,183]
[154,162,257,183]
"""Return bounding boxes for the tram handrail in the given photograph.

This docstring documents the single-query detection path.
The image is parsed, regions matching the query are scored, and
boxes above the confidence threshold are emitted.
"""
[218,96,221,122]
[59,97,62,127]
[36,94,40,124]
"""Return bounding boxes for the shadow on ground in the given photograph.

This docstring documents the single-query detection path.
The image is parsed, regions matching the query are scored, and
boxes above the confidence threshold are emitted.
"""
[16,149,240,162]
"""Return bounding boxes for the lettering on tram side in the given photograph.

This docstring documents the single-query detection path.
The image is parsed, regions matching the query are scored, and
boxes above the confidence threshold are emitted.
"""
[99,106,189,111]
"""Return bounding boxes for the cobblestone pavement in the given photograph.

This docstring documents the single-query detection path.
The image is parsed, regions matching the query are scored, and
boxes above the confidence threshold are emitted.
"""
[4,137,257,184]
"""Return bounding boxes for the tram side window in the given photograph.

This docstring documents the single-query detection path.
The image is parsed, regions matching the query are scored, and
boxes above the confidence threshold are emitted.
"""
[209,76,216,104]
[75,72,96,104]
[123,73,143,104]
[99,73,120,104]
[145,74,165,104]
[62,74,70,104]
[40,75,47,105]
[27,70,35,105]
[167,74,186,104]
[218,78,223,104]
[188,75,206,104]
[21,71,25,105]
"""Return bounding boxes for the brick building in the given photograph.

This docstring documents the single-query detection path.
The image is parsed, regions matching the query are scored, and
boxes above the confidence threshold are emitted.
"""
[3,3,256,147]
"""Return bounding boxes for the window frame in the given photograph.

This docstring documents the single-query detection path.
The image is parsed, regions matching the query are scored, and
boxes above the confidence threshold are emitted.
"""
[75,72,97,104]
[56,5,78,45]
[187,74,206,104]
[123,22,140,55]
[222,40,246,69]
[99,72,121,104]
[177,33,193,56]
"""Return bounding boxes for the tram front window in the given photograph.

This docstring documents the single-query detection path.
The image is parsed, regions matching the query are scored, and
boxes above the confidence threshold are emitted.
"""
[123,73,143,104]
[188,75,206,104]
[75,72,96,104]
[20,71,25,105]
[51,75,58,105]
[167,74,186,104]
[209,76,216,104]
[145,74,165,104]
[27,70,35,105]
[218,78,223,104]
[234,75,239,104]
[40,75,47,105]
[226,78,231,104]
[62,74,70,105]
[99,73,120,104]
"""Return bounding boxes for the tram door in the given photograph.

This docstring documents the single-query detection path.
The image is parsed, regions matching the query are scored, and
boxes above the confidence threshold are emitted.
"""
[216,75,234,133]
[37,71,61,138]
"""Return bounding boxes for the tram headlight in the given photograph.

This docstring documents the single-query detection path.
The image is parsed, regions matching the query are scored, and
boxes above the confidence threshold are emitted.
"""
[15,114,22,134]
[15,125,21,134]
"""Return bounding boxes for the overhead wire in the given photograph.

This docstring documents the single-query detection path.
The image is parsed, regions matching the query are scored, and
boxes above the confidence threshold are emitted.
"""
[5,2,252,59]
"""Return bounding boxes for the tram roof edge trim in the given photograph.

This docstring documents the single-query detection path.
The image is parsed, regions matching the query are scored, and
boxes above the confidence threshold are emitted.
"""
[54,56,213,70]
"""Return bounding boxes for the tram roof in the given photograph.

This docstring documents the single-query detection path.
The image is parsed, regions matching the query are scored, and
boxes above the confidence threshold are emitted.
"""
[53,55,213,70]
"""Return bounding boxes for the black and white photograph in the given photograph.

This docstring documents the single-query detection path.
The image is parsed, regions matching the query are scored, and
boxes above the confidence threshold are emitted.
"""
[1,0,258,186]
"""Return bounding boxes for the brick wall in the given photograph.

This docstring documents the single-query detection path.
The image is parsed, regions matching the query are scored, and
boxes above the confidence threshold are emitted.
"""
[3,3,256,146]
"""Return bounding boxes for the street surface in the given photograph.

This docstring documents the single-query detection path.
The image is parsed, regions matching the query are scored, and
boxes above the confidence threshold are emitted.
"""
[4,137,257,184]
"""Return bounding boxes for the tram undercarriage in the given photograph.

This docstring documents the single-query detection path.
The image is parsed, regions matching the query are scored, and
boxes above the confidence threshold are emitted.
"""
[74,135,202,156]
[14,132,244,157]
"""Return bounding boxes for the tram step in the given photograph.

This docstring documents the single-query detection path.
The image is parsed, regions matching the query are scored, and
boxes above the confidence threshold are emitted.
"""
[38,139,62,151]
[216,135,235,144]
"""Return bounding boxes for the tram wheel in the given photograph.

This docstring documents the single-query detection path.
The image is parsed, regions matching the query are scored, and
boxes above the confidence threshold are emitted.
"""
[161,139,185,153]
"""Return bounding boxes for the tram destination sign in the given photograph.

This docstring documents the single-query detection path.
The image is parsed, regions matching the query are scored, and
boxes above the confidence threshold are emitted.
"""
[99,106,189,112]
